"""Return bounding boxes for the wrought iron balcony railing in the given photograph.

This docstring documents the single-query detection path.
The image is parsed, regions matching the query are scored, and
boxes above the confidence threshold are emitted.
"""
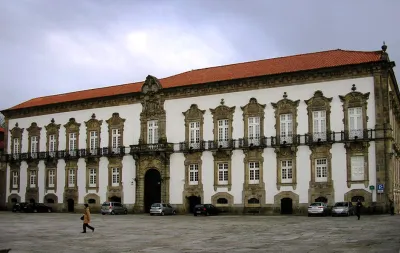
[130,143,173,154]
[179,141,205,152]
[239,138,266,148]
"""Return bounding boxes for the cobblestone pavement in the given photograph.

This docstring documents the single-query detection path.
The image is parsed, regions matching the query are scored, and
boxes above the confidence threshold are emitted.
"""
[0,212,399,253]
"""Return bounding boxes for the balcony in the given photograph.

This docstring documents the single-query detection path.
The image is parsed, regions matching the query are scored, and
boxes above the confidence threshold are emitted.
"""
[130,143,173,154]
[239,138,266,149]
[179,141,205,152]
[344,129,374,141]
[206,139,236,150]
[272,134,298,146]
[101,147,126,157]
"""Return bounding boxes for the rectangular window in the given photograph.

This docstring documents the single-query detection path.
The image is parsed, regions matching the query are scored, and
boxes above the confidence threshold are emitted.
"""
[12,171,19,188]
[249,162,260,184]
[315,158,328,182]
[280,114,293,144]
[218,163,229,185]
[189,122,200,148]
[313,110,327,141]
[49,134,56,156]
[248,117,261,145]
[48,170,55,188]
[89,169,96,187]
[147,120,159,144]
[112,168,120,186]
[189,164,199,185]
[351,156,365,181]
[69,133,77,156]
[281,160,293,183]
[68,169,75,187]
[89,131,99,154]
[111,128,121,153]
[348,107,363,139]
[218,119,229,147]
[30,136,38,158]
[13,138,20,154]
[30,170,36,188]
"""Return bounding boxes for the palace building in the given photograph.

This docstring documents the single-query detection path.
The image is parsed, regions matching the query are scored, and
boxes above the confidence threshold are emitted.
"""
[1,44,400,214]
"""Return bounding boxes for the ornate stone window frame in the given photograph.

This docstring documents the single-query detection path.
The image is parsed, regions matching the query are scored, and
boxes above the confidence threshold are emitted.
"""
[107,157,123,201]
[210,99,236,146]
[45,118,60,153]
[26,161,39,189]
[344,142,370,188]
[241,97,266,142]
[304,90,333,142]
[275,146,298,190]
[243,149,266,206]
[211,192,234,208]
[106,113,125,151]
[85,157,100,192]
[212,150,232,191]
[64,118,81,154]
[27,122,42,156]
[85,113,103,154]
[271,92,300,145]
[182,152,203,203]
[65,160,78,190]
[182,104,205,147]
[9,164,21,192]
[139,75,167,144]
[10,123,23,155]
[45,166,57,192]
[339,84,370,139]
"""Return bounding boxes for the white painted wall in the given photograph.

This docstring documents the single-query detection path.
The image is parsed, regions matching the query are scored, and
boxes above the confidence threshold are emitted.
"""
[5,76,377,206]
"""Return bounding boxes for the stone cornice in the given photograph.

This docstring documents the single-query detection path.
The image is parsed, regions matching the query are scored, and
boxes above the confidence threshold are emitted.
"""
[1,62,392,120]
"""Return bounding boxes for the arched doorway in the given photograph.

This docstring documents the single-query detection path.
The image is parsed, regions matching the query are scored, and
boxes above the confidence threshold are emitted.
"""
[29,198,36,204]
[187,196,201,213]
[315,196,328,203]
[144,169,161,213]
[67,199,74,212]
[281,198,293,214]
[109,196,121,203]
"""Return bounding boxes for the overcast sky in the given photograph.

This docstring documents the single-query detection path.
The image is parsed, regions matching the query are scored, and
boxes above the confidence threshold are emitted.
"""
[0,0,399,110]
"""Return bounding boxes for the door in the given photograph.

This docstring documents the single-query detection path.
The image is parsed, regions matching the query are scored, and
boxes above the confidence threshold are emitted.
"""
[281,198,293,214]
[67,199,74,212]
[187,196,201,213]
[144,169,162,213]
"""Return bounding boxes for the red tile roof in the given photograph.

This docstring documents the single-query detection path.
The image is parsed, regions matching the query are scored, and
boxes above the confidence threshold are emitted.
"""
[0,141,4,150]
[8,49,383,110]
[0,127,4,133]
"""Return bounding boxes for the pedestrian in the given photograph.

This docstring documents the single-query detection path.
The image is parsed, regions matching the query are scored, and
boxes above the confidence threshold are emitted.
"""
[82,203,95,233]
[389,199,395,215]
[355,199,363,220]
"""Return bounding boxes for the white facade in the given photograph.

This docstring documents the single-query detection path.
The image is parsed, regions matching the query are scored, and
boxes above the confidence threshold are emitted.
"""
[5,76,378,213]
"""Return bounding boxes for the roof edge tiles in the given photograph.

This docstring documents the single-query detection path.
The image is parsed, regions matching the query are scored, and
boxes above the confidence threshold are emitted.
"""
[5,48,387,111]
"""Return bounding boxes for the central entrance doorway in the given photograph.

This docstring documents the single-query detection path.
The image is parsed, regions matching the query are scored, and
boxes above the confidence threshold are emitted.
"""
[144,169,161,213]
[281,198,293,214]
[67,199,74,212]
[187,196,201,213]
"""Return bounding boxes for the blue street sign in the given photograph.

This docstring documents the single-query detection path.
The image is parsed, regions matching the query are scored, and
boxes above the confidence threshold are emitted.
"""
[377,184,384,193]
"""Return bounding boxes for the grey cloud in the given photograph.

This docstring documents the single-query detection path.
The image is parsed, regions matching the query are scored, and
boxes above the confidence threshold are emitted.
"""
[1,0,399,110]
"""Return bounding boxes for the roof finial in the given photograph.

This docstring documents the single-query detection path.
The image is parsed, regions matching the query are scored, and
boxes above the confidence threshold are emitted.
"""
[220,98,225,105]
[351,84,357,92]
[51,118,55,124]
[91,113,96,119]
[15,122,18,127]
[283,92,288,99]
[382,41,387,52]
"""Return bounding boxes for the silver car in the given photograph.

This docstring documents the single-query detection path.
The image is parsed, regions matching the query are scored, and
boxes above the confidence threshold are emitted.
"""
[308,202,329,216]
[331,201,355,216]
[101,202,128,215]
[150,203,176,216]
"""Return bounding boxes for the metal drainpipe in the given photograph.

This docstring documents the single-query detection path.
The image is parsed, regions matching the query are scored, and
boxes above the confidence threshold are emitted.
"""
[384,125,387,214]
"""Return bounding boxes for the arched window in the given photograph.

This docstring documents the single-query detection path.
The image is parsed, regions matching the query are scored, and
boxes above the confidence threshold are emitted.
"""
[47,199,55,204]
[248,198,260,204]
[351,196,364,202]
[217,198,228,204]
[88,199,96,204]
[315,197,327,203]
[11,198,17,203]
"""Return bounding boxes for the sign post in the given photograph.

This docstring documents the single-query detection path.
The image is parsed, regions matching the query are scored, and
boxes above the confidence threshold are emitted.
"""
[377,184,384,194]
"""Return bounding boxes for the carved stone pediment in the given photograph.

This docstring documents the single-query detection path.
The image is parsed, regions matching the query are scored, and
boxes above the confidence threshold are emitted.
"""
[271,92,300,113]
[10,122,24,139]
[141,75,162,94]
[210,99,236,120]
[344,141,370,152]
[274,146,298,157]
[27,122,42,137]
[339,85,370,106]
[106,113,125,128]
[85,113,103,130]
[45,118,61,134]
[305,90,333,111]
[182,104,205,121]
[64,118,81,132]
[241,97,266,116]
[212,149,232,160]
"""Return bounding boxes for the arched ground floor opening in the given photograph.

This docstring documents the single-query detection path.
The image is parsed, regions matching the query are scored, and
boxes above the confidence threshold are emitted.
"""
[281,198,293,214]
[274,191,299,215]
[186,195,201,213]
[67,199,74,212]
[315,196,328,203]
[109,196,121,203]
[144,168,162,213]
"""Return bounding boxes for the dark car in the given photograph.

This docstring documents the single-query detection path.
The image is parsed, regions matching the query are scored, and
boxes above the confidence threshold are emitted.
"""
[194,204,219,216]
[24,203,53,213]
[12,202,29,212]
[331,201,355,216]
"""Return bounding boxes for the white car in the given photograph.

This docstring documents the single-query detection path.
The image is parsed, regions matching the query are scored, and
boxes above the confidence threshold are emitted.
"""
[308,202,329,216]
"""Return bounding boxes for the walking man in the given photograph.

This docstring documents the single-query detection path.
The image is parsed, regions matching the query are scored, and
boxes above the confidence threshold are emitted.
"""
[82,203,95,233]
[355,199,363,220]
[389,199,395,215]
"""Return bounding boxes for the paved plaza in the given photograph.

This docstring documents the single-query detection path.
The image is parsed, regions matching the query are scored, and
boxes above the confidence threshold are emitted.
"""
[0,212,399,253]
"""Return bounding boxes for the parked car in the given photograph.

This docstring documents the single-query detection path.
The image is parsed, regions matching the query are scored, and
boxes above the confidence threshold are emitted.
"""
[12,202,29,212]
[101,202,128,215]
[194,204,219,216]
[308,202,329,216]
[331,201,354,216]
[149,203,176,216]
[24,203,53,213]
